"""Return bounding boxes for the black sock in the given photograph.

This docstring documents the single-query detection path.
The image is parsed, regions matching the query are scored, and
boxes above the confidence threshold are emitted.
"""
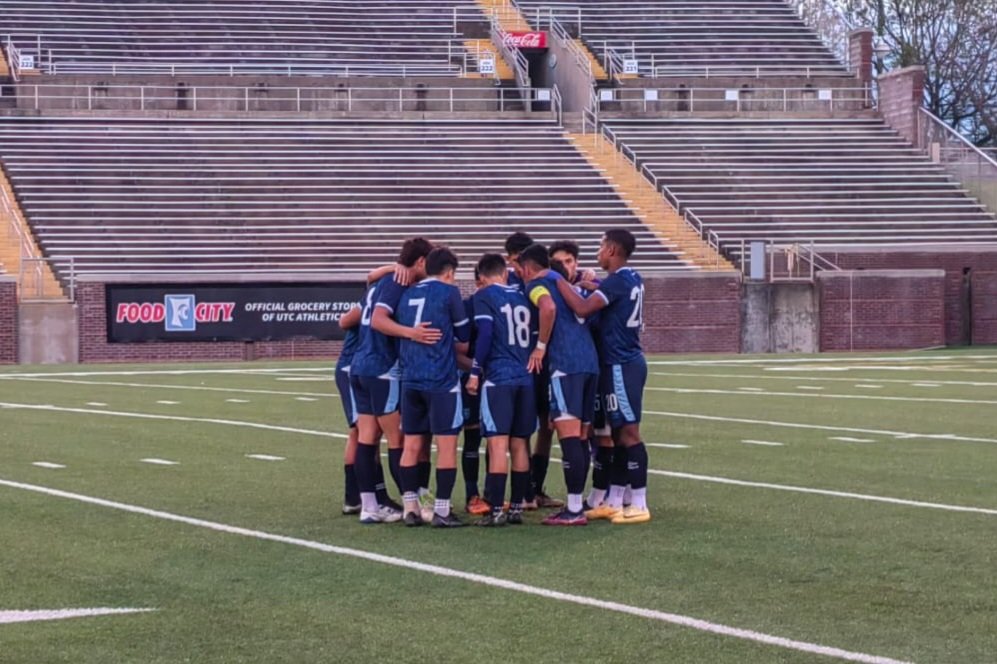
[627,443,649,490]
[436,467,457,502]
[400,464,421,498]
[462,428,482,499]
[418,460,432,492]
[580,438,592,487]
[354,443,378,494]
[387,448,403,495]
[374,462,390,505]
[530,453,550,495]
[559,437,586,496]
[484,472,506,515]
[344,463,359,505]
[510,471,530,508]
[611,444,629,487]
[593,447,613,490]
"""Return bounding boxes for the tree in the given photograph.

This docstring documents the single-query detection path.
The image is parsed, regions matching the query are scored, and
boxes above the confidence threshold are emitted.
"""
[792,0,997,147]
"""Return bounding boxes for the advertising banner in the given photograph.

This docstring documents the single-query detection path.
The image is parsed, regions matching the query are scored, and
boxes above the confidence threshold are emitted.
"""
[106,282,365,343]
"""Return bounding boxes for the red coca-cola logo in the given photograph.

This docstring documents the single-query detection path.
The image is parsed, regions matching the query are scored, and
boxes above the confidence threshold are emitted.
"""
[504,31,547,49]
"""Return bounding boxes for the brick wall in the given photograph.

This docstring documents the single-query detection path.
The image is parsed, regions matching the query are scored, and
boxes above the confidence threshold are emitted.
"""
[77,281,342,363]
[642,272,742,353]
[817,270,945,351]
[826,249,997,346]
[878,66,926,145]
[848,28,874,105]
[0,277,17,364]
[972,271,997,345]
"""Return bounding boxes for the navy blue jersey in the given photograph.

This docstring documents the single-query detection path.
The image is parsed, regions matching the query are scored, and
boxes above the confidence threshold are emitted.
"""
[351,275,407,378]
[527,273,598,376]
[396,278,470,391]
[473,283,534,387]
[463,295,478,364]
[507,267,525,292]
[593,268,644,364]
[335,325,361,371]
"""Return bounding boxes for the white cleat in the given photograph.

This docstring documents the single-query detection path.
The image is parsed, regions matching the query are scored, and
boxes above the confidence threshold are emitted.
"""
[359,505,402,524]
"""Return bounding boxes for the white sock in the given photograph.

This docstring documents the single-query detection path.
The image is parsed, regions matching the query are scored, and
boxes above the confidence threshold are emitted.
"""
[434,499,451,517]
[630,488,647,510]
[587,488,606,507]
[360,492,379,513]
[607,485,625,508]
[567,494,583,513]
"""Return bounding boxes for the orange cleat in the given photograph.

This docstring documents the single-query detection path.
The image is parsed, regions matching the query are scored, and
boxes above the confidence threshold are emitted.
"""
[466,495,492,516]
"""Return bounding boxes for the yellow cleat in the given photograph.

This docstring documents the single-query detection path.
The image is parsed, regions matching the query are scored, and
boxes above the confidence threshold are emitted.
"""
[610,506,651,525]
[585,504,622,520]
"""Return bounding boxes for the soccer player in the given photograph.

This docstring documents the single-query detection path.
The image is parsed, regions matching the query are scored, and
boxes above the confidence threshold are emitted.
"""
[336,303,363,514]
[519,244,600,526]
[461,268,489,516]
[504,231,533,291]
[395,247,472,528]
[350,237,438,524]
[553,230,650,524]
[465,253,537,526]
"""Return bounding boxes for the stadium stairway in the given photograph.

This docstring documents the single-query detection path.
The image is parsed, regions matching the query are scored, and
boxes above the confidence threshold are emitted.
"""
[463,39,515,79]
[475,0,531,32]
[0,163,63,299]
[567,132,732,270]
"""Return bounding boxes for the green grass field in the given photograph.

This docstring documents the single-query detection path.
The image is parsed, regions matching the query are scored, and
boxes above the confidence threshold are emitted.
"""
[1,349,996,663]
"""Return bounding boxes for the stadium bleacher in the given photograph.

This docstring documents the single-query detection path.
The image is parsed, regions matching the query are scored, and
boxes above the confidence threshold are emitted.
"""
[0,116,694,281]
[602,117,997,258]
[0,0,489,77]
[516,0,851,78]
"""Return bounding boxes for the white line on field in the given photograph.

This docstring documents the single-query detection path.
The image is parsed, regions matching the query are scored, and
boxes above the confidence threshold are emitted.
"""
[646,354,996,366]
[0,367,330,378]
[0,608,156,625]
[0,376,336,399]
[650,470,997,517]
[295,397,318,402]
[651,371,997,388]
[276,377,332,382]
[648,443,691,449]
[85,402,107,407]
[830,437,876,444]
[0,478,914,664]
[32,462,65,469]
[644,410,997,446]
[140,458,178,466]
[646,386,997,406]
[0,402,348,440]
[741,440,785,447]
[246,454,285,462]
[155,401,179,406]
[738,387,765,392]
[854,385,883,390]
[4,401,992,517]
[226,399,250,404]
[796,386,825,391]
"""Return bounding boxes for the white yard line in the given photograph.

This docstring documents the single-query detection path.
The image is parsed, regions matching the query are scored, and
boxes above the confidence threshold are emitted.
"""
[648,443,691,449]
[854,385,884,390]
[0,376,336,399]
[31,462,65,469]
[741,440,785,447]
[0,402,348,440]
[85,402,108,407]
[140,458,179,466]
[646,354,996,367]
[645,410,997,446]
[226,399,250,404]
[796,386,825,391]
[155,401,179,406]
[646,386,997,407]
[246,454,285,462]
[0,477,913,664]
[0,367,331,378]
[0,608,155,625]
[651,371,997,388]
[829,437,876,444]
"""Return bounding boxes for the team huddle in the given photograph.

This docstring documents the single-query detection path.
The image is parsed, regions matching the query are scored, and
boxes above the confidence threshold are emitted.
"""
[335,230,650,527]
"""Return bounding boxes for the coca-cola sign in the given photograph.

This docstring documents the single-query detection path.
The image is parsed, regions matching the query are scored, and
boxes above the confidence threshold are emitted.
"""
[504,31,547,49]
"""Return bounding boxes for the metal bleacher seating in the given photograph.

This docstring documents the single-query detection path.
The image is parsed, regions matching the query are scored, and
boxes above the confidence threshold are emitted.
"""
[515,0,851,78]
[602,117,997,259]
[0,117,694,280]
[0,0,486,77]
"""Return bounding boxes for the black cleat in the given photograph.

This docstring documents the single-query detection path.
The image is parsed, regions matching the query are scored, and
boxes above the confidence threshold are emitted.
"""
[403,511,424,527]
[476,512,507,527]
[382,497,404,512]
[342,502,362,515]
[506,510,524,525]
[431,512,466,528]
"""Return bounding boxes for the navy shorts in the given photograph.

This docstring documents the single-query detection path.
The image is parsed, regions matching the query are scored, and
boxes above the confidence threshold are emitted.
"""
[401,384,464,436]
[591,388,610,436]
[549,371,597,423]
[460,373,480,427]
[351,374,400,417]
[480,382,538,439]
[598,357,647,428]
[335,366,358,427]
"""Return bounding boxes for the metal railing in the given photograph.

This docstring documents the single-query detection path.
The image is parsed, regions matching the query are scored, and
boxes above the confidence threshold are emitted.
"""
[550,14,593,82]
[4,36,24,82]
[48,60,467,78]
[0,170,52,298]
[917,108,997,215]
[767,241,840,282]
[594,85,869,113]
[650,63,851,79]
[20,257,74,302]
[1,82,548,115]
[491,17,532,96]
